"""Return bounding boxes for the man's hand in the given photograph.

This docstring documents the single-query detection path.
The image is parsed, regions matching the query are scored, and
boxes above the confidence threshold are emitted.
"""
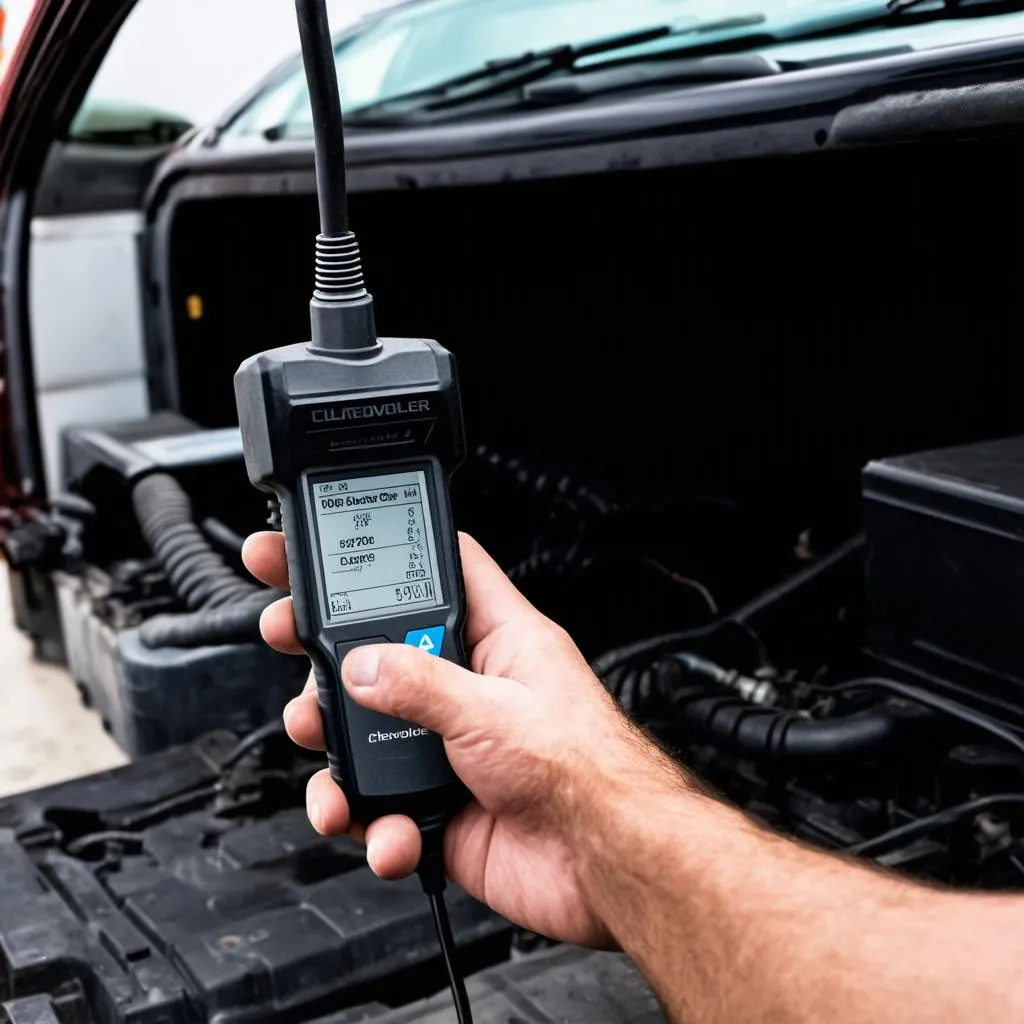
[242,531,661,949]
[244,532,1024,1024]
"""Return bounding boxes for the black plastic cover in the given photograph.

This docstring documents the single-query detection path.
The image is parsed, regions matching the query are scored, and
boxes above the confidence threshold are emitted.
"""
[320,946,666,1024]
[0,734,509,1023]
[865,435,1024,714]
[62,411,243,492]
[59,412,260,568]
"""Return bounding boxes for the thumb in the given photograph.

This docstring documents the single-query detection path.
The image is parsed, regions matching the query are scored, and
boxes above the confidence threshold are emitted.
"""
[341,643,505,739]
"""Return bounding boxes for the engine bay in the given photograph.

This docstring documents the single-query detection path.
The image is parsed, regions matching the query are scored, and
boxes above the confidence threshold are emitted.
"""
[3,117,1024,1021]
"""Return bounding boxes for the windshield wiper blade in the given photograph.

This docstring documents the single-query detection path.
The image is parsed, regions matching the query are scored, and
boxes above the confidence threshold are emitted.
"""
[350,24,683,118]
[298,0,1024,130]
[346,6,911,124]
[343,16,768,124]
[522,54,783,105]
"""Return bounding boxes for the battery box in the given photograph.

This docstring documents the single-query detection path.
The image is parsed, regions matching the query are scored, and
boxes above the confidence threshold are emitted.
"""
[55,569,303,755]
[53,412,306,757]
[864,435,1024,716]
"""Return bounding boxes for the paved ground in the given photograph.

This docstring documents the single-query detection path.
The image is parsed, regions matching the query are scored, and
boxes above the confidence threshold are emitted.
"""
[0,564,126,798]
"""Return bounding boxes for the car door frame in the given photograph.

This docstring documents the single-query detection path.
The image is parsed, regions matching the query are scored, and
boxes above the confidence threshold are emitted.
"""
[0,0,139,507]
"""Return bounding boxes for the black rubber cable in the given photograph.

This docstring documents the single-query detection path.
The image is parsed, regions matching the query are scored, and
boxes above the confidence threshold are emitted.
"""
[294,0,374,352]
[418,818,474,1023]
[428,891,473,1024]
[590,534,862,679]
[591,620,723,680]
[729,533,864,625]
[848,794,1024,858]
[295,0,349,234]
[471,444,613,517]
[219,719,287,771]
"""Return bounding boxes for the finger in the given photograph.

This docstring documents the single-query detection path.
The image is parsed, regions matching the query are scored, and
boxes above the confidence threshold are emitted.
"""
[242,532,291,590]
[459,533,545,648]
[306,769,351,835]
[283,676,325,751]
[365,815,422,880]
[259,597,304,654]
[342,642,513,739]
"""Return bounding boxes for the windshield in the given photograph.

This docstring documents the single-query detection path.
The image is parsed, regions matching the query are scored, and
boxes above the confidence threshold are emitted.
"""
[225,0,728,136]
[222,0,1024,137]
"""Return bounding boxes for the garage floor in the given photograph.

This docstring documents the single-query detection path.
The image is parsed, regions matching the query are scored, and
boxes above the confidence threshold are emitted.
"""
[0,564,127,798]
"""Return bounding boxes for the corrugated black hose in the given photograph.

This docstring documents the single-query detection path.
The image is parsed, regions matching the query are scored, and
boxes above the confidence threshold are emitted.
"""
[132,473,280,648]
[674,694,904,762]
[138,590,284,649]
[649,654,923,764]
[133,473,261,609]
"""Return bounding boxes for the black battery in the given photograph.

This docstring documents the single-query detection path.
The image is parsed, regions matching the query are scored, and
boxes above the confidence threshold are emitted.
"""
[864,435,1024,717]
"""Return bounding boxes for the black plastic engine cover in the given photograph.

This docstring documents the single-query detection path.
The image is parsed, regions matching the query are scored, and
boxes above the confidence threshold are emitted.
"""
[328,945,667,1024]
[0,734,509,1023]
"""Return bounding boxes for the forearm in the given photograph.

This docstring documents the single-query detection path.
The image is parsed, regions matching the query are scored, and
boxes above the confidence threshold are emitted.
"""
[573,727,1024,1023]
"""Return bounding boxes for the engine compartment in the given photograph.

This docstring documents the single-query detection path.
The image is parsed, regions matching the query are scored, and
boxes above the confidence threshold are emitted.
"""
[3,126,1024,1020]
[147,126,1024,882]
[151,131,1024,868]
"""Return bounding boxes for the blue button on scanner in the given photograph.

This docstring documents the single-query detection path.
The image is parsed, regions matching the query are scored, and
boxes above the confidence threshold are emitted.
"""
[404,626,446,657]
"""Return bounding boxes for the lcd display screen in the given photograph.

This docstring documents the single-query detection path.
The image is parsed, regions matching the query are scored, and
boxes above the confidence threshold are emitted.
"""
[310,469,444,623]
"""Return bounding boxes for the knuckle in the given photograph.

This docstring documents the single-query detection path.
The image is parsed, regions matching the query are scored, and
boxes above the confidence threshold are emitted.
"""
[540,618,578,656]
[545,620,573,646]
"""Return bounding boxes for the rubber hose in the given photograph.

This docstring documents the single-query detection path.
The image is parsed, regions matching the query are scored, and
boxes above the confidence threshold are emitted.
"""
[677,695,899,763]
[138,590,284,649]
[132,473,262,609]
[201,517,247,555]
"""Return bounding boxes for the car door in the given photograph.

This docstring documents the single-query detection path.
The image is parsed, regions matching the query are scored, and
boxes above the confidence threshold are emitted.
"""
[1,0,141,509]
[0,0,379,508]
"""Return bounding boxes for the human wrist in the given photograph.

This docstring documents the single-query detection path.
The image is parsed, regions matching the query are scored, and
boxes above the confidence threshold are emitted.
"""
[563,710,696,875]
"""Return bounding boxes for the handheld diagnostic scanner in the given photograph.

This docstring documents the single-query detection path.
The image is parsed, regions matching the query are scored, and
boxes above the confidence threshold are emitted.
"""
[234,1,468,830]
[235,340,467,822]
[234,3,474,1020]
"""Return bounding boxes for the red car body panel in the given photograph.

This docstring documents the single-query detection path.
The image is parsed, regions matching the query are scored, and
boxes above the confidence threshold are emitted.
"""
[0,0,136,513]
